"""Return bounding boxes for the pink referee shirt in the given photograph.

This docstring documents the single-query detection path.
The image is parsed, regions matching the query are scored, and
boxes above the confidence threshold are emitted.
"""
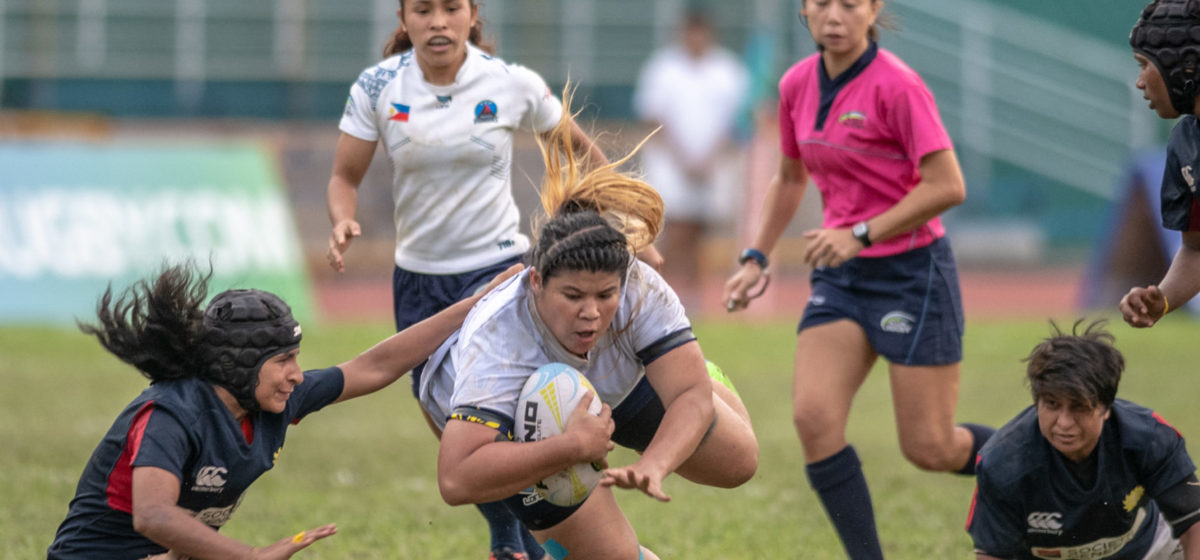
[779,46,954,257]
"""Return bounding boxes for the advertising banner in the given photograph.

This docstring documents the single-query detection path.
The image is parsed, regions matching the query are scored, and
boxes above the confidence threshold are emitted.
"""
[0,142,313,324]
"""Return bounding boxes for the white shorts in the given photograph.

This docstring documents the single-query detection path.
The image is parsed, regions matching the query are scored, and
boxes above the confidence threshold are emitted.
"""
[639,144,741,224]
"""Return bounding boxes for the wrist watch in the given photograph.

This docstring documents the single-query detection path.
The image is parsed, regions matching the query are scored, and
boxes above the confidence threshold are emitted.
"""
[738,248,769,269]
[852,221,872,248]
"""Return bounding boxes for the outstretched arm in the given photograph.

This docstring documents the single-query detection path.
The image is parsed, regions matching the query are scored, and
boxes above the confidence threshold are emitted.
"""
[603,341,712,501]
[334,264,522,403]
[1121,231,1200,327]
[131,467,335,559]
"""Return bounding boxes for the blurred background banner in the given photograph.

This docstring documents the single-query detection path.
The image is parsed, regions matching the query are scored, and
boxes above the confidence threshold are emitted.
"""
[0,143,312,324]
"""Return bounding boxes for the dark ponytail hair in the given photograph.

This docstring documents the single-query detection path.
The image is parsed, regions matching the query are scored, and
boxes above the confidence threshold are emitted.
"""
[383,0,495,57]
[79,262,210,383]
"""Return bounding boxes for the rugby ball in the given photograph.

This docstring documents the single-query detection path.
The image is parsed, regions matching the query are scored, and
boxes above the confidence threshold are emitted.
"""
[516,362,605,506]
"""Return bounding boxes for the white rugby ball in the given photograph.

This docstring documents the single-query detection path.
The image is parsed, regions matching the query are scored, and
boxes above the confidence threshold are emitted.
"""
[516,362,605,506]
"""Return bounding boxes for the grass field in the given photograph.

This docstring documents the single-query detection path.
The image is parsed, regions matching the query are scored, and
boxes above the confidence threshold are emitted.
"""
[5,314,1198,558]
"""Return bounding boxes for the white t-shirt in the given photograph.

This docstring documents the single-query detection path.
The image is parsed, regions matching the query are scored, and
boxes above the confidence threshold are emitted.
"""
[634,44,748,169]
[419,260,693,429]
[340,44,562,274]
[633,44,748,222]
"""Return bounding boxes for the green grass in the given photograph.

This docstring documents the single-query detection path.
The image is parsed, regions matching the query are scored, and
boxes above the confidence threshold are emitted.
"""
[7,314,1199,558]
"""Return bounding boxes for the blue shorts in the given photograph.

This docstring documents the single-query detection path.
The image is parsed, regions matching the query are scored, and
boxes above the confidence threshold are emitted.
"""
[798,237,963,366]
[395,255,524,396]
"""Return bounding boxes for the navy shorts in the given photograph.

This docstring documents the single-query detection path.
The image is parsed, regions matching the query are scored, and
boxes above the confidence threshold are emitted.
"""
[798,237,963,366]
[395,255,524,396]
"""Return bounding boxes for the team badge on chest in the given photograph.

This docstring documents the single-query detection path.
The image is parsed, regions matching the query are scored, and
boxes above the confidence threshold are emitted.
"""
[838,111,867,129]
[474,100,498,123]
[389,103,411,122]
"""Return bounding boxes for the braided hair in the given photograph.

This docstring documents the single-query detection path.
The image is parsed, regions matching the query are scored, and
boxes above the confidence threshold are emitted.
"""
[530,84,664,282]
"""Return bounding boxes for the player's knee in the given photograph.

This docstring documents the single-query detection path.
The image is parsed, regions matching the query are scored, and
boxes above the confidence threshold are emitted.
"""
[792,401,837,443]
[711,448,758,488]
[899,437,958,472]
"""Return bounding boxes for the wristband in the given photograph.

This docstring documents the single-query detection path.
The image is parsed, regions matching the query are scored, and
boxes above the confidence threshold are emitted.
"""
[1162,294,1170,317]
[739,248,768,269]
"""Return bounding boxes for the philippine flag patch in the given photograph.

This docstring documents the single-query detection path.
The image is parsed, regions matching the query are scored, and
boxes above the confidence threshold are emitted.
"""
[389,103,411,122]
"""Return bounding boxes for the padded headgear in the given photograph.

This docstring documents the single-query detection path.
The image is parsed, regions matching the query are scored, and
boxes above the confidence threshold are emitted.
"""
[199,289,301,414]
[1131,0,1200,115]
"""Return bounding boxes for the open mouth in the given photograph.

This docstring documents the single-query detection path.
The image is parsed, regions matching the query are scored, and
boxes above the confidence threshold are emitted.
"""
[428,36,453,48]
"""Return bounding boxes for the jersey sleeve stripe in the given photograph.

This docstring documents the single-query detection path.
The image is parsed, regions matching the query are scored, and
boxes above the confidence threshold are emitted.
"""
[1152,411,1183,438]
[105,401,155,513]
[449,406,514,441]
[635,328,697,366]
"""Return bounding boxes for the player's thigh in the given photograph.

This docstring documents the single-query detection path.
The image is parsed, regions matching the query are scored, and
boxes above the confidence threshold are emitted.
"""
[792,320,877,426]
[532,487,641,560]
[674,378,759,487]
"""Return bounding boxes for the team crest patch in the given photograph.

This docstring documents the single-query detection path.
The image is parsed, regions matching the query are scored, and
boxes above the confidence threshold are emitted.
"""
[838,111,867,129]
[388,103,410,122]
[1122,485,1144,512]
[474,99,498,122]
[880,311,915,334]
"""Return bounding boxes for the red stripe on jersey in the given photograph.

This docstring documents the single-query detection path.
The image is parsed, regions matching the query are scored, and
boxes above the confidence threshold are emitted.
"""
[964,453,982,530]
[1189,196,1200,232]
[241,416,255,445]
[106,402,155,513]
[1153,411,1183,438]
[965,484,979,530]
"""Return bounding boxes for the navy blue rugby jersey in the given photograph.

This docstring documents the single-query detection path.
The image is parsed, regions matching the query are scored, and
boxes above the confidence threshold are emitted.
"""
[48,368,343,559]
[967,399,1194,559]
[1162,116,1200,231]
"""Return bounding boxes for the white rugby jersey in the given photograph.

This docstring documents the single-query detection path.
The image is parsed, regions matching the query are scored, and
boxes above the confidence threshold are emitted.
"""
[339,44,562,274]
[419,260,693,429]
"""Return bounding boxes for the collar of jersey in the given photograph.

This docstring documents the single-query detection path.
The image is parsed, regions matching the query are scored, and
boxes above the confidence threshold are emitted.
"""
[814,40,878,131]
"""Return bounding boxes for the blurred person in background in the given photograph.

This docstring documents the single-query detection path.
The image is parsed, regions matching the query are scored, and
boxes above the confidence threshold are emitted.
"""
[47,261,517,559]
[633,7,749,311]
[1121,0,1200,329]
[324,1,654,558]
[967,320,1200,560]
[722,0,993,557]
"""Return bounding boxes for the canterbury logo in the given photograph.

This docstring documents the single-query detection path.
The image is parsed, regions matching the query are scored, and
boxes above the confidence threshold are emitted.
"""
[192,466,228,493]
[1027,511,1063,533]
